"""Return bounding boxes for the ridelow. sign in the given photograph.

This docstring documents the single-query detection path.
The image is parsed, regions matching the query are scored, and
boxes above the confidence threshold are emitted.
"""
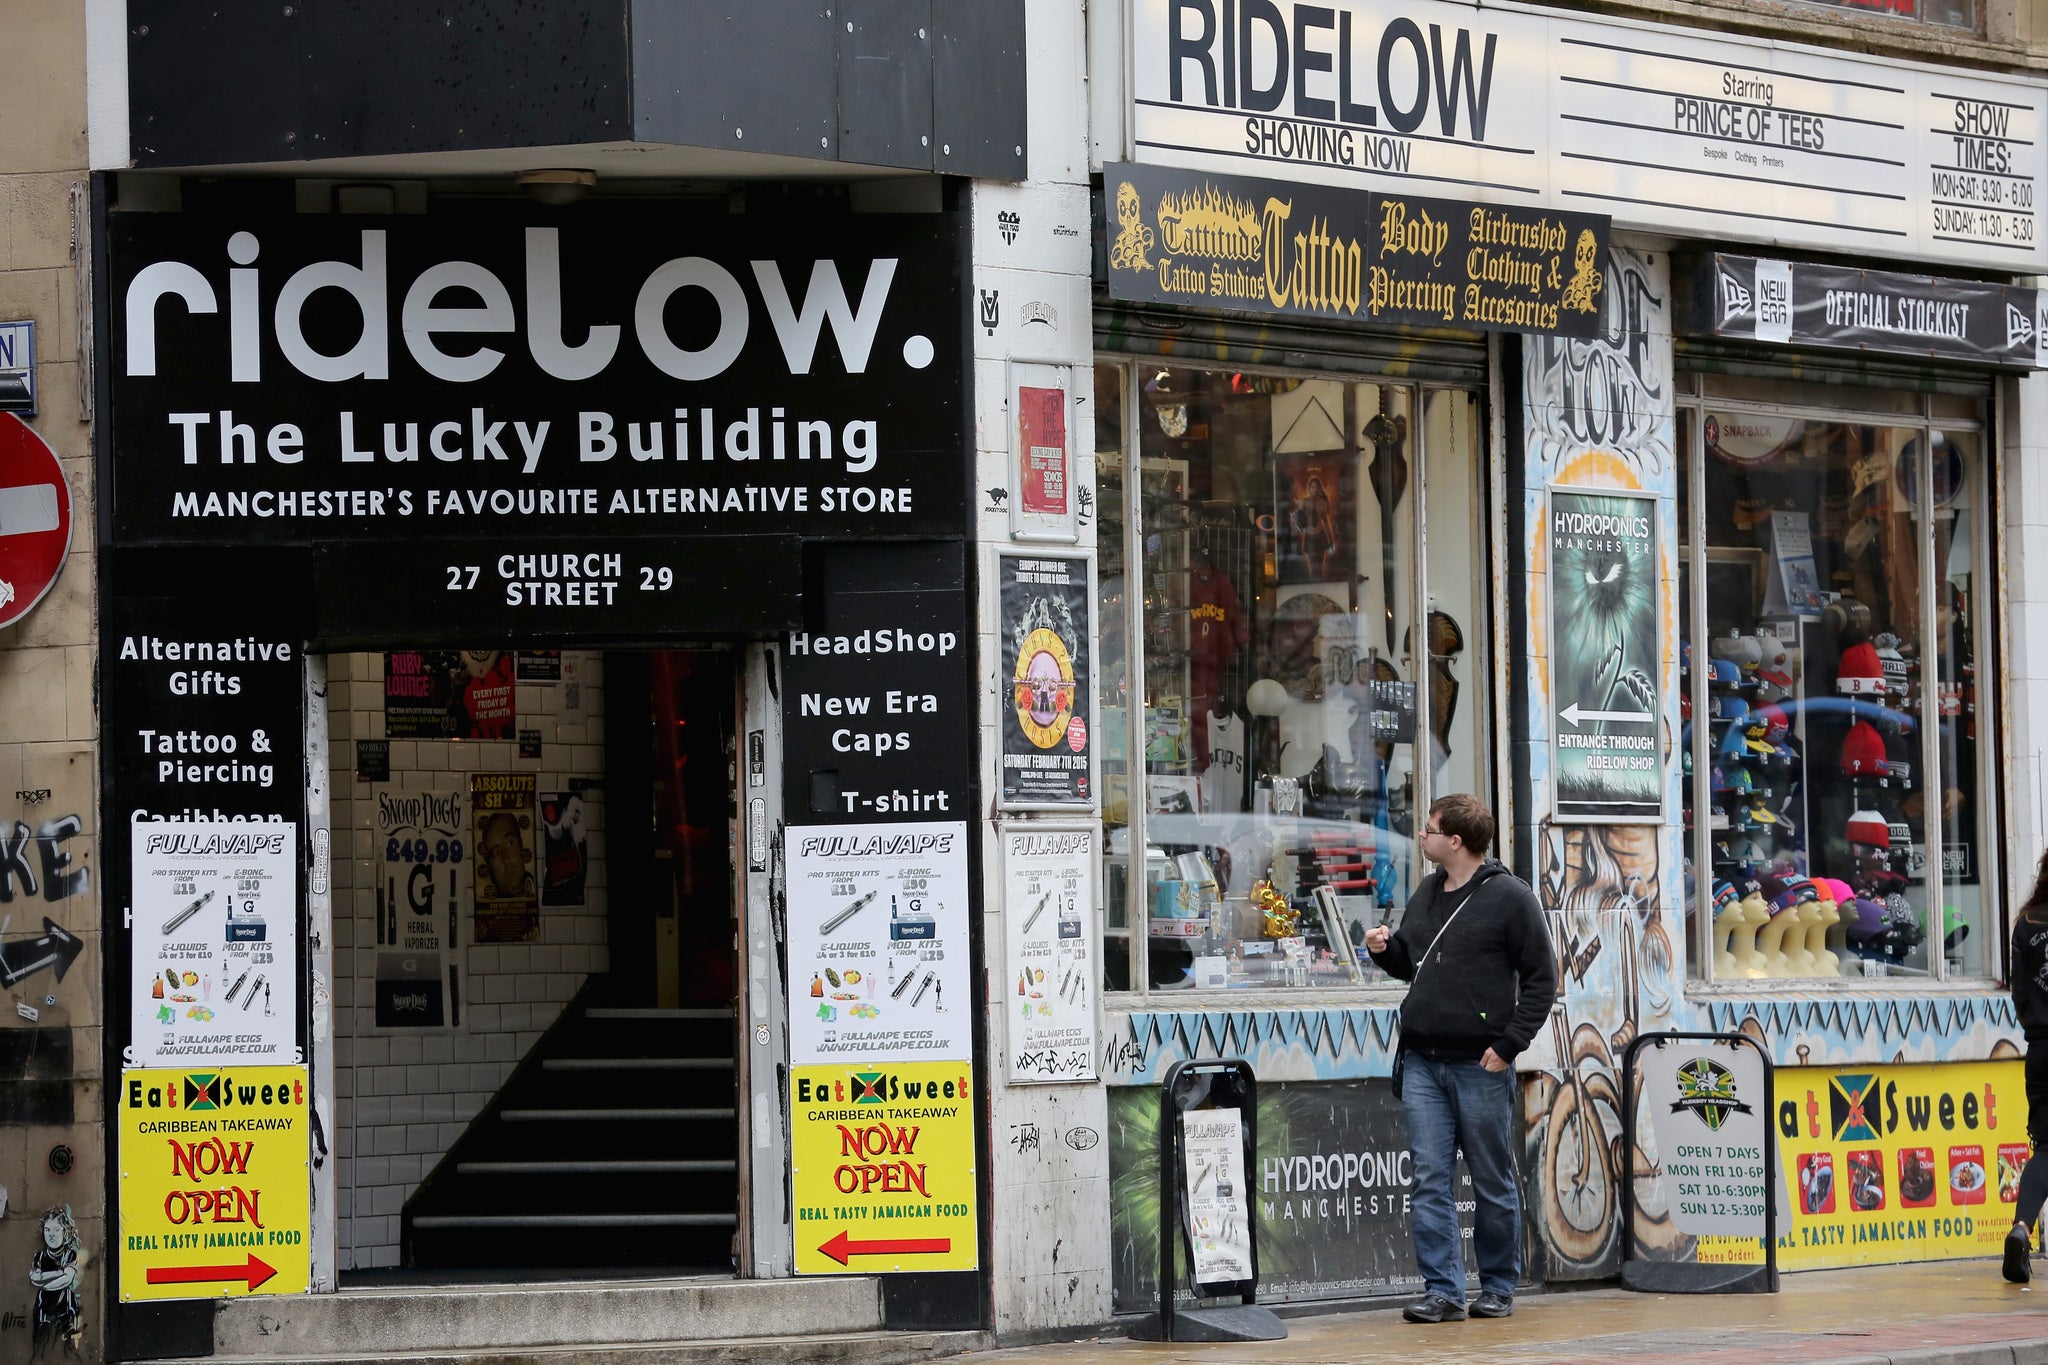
[1547,487,1662,822]
[1696,1061,2027,1271]
[118,1065,312,1300]
[1103,162,1609,337]
[1683,253,2047,368]
[101,207,966,547]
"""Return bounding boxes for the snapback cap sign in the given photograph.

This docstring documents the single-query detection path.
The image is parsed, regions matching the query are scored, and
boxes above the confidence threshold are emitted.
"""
[1686,253,2046,368]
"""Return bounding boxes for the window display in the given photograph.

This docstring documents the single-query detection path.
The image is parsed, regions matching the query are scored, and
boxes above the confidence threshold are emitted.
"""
[1097,362,1488,993]
[1679,384,1993,983]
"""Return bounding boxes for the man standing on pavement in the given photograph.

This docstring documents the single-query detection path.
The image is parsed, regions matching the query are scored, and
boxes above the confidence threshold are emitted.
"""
[1365,794,1556,1324]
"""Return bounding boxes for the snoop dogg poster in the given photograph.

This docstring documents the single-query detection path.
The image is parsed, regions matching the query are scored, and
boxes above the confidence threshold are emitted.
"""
[1548,487,1662,821]
[999,553,1092,808]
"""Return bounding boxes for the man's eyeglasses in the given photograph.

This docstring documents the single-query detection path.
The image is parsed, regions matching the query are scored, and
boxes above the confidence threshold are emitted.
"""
[1423,826,1448,840]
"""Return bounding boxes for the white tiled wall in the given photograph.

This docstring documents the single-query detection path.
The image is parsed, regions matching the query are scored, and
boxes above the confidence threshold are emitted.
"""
[323,652,610,1268]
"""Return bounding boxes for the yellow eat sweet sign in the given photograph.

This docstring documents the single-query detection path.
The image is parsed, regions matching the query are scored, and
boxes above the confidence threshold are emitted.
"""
[790,1061,979,1274]
[118,1066,311,1300]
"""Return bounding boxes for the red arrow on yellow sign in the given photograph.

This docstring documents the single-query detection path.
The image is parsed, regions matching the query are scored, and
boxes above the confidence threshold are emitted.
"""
[145,1254,278,1292]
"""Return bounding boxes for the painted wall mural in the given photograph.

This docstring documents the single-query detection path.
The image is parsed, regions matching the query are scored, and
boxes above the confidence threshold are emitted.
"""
[0,779,97,1358]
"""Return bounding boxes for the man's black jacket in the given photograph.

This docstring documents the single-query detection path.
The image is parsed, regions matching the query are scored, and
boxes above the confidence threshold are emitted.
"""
[1368,858,1557,1062]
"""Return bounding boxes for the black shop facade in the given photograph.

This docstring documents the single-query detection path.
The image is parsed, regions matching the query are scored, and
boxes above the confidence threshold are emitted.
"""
[92,183,987,1351]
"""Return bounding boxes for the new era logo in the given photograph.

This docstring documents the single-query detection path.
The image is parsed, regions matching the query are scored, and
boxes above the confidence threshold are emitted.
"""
[2009,302,2036,351]
[1720,269,1753,323]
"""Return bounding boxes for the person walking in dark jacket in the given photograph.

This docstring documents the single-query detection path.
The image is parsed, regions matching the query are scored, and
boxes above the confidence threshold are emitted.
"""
[2003,850,2048,1282]
[1365,794,1557,1323]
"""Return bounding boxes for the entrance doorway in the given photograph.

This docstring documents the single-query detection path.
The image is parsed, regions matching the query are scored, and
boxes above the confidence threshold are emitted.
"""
[326,648,762,1277]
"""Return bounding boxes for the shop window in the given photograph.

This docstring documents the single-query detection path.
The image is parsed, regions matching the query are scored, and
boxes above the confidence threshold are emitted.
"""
[1679,389,1995,984]
[1097,361,1489,995]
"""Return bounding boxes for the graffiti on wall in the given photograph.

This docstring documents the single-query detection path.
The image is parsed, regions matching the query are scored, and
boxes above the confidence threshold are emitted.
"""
[28,1204,84,1359]
[1520,248,1685,1280]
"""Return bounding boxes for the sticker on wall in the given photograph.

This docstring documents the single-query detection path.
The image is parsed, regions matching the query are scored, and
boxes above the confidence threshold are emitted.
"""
[997,553,1093,809]
[128,820,298,1068]
[790,1061,979,1274]
[118,1066,312,1300]
[470,774,538,943]
[785,821,972,1065]
[517,650,562,682]
[373,786,463,1027]
[1007,361,1079,543]
[30,1203,84,1350]
[1001,824,1097,1083]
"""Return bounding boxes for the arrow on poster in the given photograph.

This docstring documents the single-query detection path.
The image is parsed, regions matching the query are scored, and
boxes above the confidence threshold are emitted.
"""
[1558,703,1654,727]
[817,1231,953,1265]
[0,917,85,987]
[145,1254,278,1291]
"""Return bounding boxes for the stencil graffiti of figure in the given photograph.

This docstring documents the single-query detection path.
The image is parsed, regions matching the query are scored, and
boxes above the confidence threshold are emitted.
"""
[29,1205,83,1357]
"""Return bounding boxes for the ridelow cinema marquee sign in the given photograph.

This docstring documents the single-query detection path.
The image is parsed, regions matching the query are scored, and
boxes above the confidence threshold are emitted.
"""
[1131,0,2048,274]
[103,207,967,551]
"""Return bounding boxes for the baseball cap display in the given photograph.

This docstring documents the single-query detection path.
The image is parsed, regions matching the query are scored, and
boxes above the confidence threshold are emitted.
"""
[1680,408,1982,985]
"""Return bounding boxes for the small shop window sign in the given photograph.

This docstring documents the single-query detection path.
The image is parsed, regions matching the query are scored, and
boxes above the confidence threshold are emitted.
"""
[0,321,33,414]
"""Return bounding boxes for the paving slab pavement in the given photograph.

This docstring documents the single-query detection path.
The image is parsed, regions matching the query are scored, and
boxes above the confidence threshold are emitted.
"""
[970,1260,2048,1365]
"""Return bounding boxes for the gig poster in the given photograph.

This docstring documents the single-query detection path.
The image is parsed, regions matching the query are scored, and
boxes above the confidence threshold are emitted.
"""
[372,786,463,1028]
[1695,1061,2028,1271]
[448,650,516,739]
[470,773,539,943]
[1547,487,1662,821]
[539,789,589,907]
[383,650,461,739]
[998,553,1092,808]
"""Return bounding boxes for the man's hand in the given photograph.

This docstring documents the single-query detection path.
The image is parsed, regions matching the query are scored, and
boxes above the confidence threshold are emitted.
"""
[1365,924,1391,953]
[1480,1047,1508,1073]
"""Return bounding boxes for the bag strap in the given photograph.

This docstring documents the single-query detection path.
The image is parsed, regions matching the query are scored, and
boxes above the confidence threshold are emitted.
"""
[1411,878,1478,984]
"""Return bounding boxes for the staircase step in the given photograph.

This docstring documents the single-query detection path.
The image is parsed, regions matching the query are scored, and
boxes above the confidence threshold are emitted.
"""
[413,1213,738,1229]
[543,1057,734,1071]
[163,1327,991,1365]
[502,1107,736,1121]
[457,1159,737,1175]
[585,1007,732,1019]
[209,1275,889,1355]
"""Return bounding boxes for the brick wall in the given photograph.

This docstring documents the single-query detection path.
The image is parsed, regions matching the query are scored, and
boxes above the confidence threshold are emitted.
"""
[324,652,607,1269]
[0,1,95,1355]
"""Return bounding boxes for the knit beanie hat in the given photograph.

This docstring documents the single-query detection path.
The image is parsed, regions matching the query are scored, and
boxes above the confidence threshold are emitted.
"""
[1841,720,1888,776]
[1837,641,1885,695]
[1846,808,1891,847]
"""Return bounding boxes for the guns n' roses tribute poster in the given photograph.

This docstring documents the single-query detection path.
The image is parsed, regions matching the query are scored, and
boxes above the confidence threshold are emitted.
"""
[999,553,1092,808]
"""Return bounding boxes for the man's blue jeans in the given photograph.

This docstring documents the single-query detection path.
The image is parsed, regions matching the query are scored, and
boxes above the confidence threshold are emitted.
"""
[1400,1054,1521,1303]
